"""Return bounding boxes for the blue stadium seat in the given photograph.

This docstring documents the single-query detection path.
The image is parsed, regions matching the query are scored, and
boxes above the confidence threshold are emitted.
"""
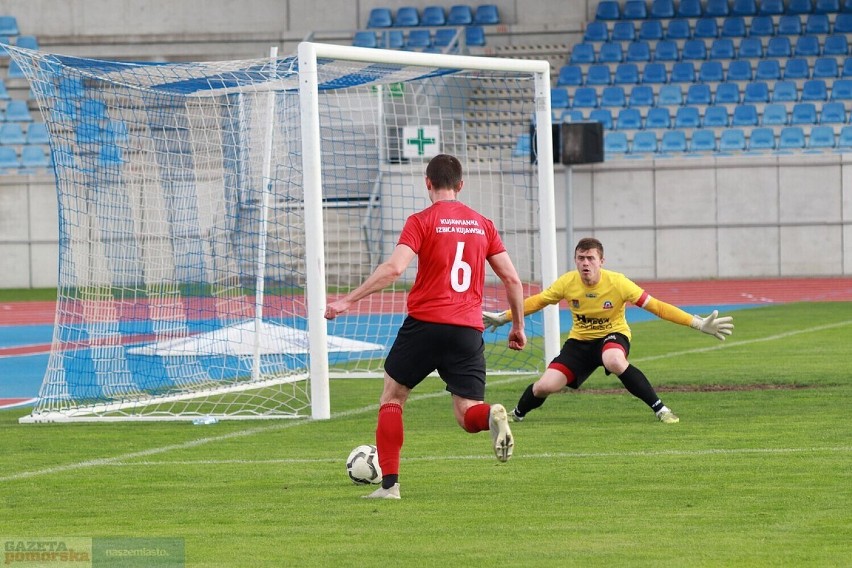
[616,108,644,129]
[642,63,668,83]
[791,102,818,123]
[814,0,840,12]
[465,26,486,46]
[813,58,839,78]
[447,4,473,25]
[646,107,672,128]
[754,59,781,81]
[573,42,598,61]
[772,80,799,101]
[703,105,730,126]
[683,39,708,60]
[762,103,789,125]
[830,78,852,99]
[842,59,852,77]
[53,145,74,168]
[474,4,500,25]
[744,81,770,102]
[513,133,531,157]
[675,106,702,127]
[605,132,629,155]
[706,0,731,16]
[614,63,640,84]
[658,84,683,105]
[559,109,585,122]
[628,85,655,107]
[722,17,748,37]
[384,30,404,48]
[711,39,736,59]
[653,40,679,61]
[639,20,664,40]
[687,83,713,105]
[778,126,806,150]
[394,7,420,26]
[0,147,18,171]
[678,0,703,17]
[820,101,847,123]
[406,29,432,48]
[732,0,758,16]
[822,35,848,56]
[367,8,392,28]
[715,82,741,103]
[836,13,852,33]
[15,35,38,50]
[623,0,649,19]
[352,31,378,48]
[20,146,50,169]
[694,18,719,38]
[551,87,570,108]
[5,100,32,122]
[75,119,101,145]
[759,0,785,15]
[25,122,50,145]
[599,42,624,63]
[651,0,676,18]
[0,79,9,100]
[719,128,747,151]
[433,28,459,48]
[600,86,627,107]
[748,16,775,36]
[738,37,764,58]
[421,6,447,26]
[596,1,621,20]
[557,65,583,86]
[671,61,696,83]
[732,104,759,125]
[632,131,659,153]
[749,127,777,150]
[838,126,852,149]
[626,41,651,62]
[587,64,612,85]
[727,60,754,81]
[794,35,821,57]
[665,19,691,40]
[777,15,803,35]
[572,87,598,108]
[805,13,830,33]
[0,122,25,144]
[767,37,792,57]
[7,58,24,79]
[802,79,828,100]
[612,22,636,42]
[103,119,128,143]
[0,16,19,36]
[589,109,614,129]
[690,129,717,152]
[808,125,836,149]
[784,58,810,79]
[661,130,688,153]
[584,22,609,42]
[700,61,724,82]
[787,0,815,14]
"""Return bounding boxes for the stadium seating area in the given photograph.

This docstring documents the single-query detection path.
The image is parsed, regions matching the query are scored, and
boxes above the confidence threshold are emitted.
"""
[353,4,498,50]
[556,0,852,158]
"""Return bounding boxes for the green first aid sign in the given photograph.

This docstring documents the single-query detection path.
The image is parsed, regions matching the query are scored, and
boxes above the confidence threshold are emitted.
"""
[402,125,440,159]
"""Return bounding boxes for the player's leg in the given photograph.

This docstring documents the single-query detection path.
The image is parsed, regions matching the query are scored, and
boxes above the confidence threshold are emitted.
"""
[512,339,593,421]
[364,374,410,498]
[451,396,513,463]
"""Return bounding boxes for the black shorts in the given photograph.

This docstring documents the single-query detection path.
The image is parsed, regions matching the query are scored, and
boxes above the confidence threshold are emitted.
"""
[384,316,486,400]
[549,332,631,389]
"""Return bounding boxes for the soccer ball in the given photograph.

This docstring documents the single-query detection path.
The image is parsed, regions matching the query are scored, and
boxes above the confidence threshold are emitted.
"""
[346,444,382,485]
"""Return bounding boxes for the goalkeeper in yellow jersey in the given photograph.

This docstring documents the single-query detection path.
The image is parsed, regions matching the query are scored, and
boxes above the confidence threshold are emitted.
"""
[483,237,734,424]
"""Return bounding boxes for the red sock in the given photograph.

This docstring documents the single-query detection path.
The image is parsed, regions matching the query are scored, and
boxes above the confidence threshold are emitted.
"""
[462,403,490,433]
[376,403,403,476]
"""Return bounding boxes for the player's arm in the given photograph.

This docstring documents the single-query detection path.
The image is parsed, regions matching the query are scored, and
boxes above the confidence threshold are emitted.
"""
[638,293,734,341]
[324,244,416,320]
[486,251,526,350]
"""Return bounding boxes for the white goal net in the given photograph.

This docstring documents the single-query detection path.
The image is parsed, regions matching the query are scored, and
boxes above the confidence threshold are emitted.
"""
[8,42,559,423]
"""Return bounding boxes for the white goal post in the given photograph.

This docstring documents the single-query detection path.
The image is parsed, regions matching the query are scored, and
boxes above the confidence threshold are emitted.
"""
[8,42,559,423]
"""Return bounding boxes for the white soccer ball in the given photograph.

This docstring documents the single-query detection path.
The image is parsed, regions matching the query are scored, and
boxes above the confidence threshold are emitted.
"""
[346,444,382,485]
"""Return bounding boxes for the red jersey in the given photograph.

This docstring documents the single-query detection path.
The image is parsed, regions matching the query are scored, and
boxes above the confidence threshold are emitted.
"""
[398,200,505,330]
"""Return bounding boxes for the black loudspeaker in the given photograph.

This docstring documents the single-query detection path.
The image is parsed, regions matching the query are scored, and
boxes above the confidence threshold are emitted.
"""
[529,123,561,164]
[560,122,604,165]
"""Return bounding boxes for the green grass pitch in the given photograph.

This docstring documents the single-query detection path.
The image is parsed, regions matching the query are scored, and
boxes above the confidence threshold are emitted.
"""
[1,302,850,567]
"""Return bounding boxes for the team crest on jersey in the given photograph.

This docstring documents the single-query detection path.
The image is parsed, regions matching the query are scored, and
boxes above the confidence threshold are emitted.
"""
[585,293,597,298]
[572,299,580,309]
[602,301,613,309]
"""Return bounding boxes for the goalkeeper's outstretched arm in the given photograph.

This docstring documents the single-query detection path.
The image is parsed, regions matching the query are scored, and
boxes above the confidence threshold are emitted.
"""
[486,251,526,350]
[638,295,734,341]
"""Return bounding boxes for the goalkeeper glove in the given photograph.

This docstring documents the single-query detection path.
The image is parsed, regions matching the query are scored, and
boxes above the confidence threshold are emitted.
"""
[482,310,511,332]
[690,310,734,341]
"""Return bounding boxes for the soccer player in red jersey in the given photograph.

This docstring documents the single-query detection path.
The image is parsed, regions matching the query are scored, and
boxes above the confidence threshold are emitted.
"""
[484,237,734,425]
[324,154,526,499]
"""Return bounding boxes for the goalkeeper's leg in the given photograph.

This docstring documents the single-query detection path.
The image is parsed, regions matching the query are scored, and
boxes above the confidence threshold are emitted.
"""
[512,367,574,421]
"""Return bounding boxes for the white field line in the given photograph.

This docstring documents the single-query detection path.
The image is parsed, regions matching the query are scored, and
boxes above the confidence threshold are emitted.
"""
[3,319,851,484]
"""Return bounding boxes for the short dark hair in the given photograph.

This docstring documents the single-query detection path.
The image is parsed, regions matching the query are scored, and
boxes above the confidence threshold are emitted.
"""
[425,154,463,190]
[575,237,603,259]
